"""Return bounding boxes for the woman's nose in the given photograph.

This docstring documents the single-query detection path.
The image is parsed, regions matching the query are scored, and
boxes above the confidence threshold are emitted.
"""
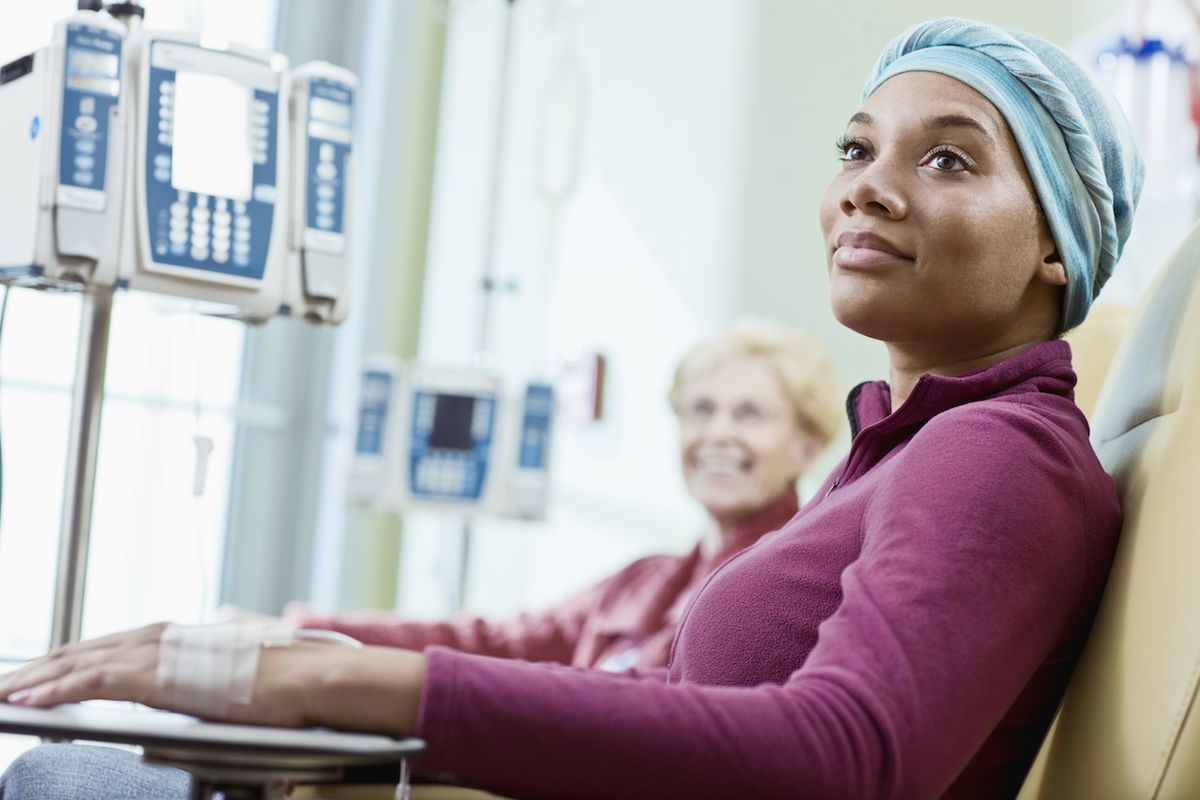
[840,161,908,219]
[704,410,740,439]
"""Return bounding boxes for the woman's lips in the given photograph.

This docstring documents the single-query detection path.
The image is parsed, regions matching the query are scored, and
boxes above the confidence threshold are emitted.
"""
[832,232,912,269]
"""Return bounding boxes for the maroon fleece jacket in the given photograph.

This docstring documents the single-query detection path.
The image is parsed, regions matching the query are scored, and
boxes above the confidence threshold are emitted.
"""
[413,340,1119,800]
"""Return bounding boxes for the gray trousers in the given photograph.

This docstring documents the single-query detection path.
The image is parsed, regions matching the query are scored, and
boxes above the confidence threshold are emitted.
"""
[0,743,190,799]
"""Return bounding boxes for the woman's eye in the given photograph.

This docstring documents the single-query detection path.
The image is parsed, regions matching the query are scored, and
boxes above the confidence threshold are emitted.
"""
[836,136,869,162]
[933,153,961,170]
[926,147,972,172]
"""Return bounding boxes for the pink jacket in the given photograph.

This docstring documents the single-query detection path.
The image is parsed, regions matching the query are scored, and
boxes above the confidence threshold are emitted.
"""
[287,490,799,670]
[413,340,1120,799]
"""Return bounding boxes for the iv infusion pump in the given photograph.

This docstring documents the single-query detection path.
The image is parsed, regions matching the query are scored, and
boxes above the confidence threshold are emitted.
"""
[350,358,555,521]
[284,63,357,324]
[0,7,357,324]
[0,11,127,287]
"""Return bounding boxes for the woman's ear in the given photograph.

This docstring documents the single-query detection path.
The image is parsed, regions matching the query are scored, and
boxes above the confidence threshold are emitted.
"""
[1035,218,1067,286]
[1037,249,1068,287]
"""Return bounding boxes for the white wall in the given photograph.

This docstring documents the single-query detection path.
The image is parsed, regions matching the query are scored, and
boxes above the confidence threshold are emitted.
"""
[402,0,1129,619]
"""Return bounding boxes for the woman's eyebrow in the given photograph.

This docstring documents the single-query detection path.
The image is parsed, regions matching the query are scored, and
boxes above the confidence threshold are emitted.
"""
[923,113,995,144]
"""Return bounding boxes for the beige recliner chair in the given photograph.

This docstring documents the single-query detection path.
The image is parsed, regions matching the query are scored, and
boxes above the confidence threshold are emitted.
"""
[1019,223,1200,799]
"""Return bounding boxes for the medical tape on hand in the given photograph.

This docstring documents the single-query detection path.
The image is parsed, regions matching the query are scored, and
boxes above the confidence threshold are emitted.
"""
[156,622,362,717]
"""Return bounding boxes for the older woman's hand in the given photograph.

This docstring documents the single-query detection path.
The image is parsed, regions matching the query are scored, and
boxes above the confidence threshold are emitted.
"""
[0,623,426,738]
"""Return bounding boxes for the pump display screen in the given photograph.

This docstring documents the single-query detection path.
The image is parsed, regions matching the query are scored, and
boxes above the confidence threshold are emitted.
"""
[429,394,476,451]
[311,96,350,127]
[69,49,118,78]
[171,71,254,202]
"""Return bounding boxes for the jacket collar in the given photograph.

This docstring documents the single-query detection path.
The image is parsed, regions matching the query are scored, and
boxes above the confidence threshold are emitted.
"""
[847,339,1078,439]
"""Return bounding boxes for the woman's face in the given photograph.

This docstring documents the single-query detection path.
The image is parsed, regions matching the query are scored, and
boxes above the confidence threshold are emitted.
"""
[678,355,819,533]
[818,71,1063,350]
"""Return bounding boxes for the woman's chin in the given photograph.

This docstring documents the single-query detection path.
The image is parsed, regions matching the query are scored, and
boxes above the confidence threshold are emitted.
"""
[831,299,905,342]
[694,491,757,523]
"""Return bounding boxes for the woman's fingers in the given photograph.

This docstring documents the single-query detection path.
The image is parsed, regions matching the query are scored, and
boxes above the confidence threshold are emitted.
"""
[0,626,165,704]
[9,660,152,708]
[0,656,73,700]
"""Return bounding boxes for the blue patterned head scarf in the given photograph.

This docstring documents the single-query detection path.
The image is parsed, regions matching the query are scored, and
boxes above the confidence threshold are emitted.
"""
[864,18,1143,332]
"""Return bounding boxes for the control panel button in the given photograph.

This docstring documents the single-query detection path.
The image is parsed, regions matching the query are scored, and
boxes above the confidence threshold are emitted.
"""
[191,207,211,223]
[316,162,337,181]
[79,97,96,115]
[316,200,335,216]
[75,139,96,154]
[154,168,171,183]
[73,171,94,185]
[316,184,336,200]
[316,215,334,230]
[160,81,174,96]
[154,153,171,169]
[190,246,209,262]
[74,155,95,170]
[319,143,334,162]
[75,115,97,134]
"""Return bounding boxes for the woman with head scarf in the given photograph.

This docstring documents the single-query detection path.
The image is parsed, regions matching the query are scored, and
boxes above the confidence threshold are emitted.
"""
[0,17,1144,800]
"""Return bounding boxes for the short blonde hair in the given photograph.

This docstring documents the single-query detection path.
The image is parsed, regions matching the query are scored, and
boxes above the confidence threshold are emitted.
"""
[669,320,842,443]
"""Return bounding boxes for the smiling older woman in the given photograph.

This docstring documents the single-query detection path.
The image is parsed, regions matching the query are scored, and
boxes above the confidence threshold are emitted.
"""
[274,321,840,673]
[0,17,1143,800]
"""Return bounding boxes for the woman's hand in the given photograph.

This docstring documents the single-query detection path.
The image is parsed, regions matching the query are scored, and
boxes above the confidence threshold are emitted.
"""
[0,623,169,711]
[0,623,427,738]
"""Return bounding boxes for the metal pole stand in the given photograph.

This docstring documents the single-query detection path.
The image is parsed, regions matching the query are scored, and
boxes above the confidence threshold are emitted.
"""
[50,285,114,649]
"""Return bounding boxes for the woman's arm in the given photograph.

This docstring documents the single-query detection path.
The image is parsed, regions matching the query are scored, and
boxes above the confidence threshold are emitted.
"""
[0,624,427,736]
[283,589,600,664]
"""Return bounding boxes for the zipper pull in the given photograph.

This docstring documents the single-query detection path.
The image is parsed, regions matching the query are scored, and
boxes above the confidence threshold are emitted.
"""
[824,477,842,498]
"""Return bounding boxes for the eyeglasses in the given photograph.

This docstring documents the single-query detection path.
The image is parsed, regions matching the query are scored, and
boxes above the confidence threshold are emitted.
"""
[679,398,790,430]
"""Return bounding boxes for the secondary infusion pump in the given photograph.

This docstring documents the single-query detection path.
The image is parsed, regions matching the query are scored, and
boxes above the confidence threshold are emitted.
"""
[0,6,358,324]
[0,9,127,287]
[283,62,357,324]
[349,359,555,520]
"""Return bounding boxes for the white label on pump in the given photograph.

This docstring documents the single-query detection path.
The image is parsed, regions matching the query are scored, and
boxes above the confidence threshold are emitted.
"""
[56,184,106,212]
